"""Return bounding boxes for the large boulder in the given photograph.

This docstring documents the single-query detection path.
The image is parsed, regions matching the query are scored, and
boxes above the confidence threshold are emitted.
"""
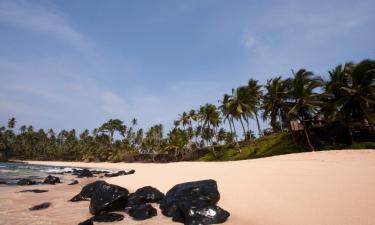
[17,178,36,185]
[43,175,61,185]
[127,186,164,207]
[89,182,129,215]
[128,204,157,220]
[70,180,107,202]
[160,179,229,225]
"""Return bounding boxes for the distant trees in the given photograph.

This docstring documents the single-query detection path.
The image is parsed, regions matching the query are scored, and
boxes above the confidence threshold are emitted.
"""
[0,58,374,162]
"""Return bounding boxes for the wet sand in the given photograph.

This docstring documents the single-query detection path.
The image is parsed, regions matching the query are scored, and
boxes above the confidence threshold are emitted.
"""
[1,150,375,225]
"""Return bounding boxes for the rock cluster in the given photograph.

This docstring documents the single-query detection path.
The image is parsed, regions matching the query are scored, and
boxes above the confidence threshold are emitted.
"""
[160,179,230,225]
[73,179,229,225]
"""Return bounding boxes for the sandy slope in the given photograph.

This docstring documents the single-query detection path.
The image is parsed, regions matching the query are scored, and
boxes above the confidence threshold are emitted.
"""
[2,150,375,225]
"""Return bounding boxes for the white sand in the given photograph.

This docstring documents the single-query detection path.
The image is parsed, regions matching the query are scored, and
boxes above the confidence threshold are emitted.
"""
[1,150,375,225]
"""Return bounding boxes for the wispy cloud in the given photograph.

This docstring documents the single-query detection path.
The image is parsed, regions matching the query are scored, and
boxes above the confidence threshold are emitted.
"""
[0,0,89,50]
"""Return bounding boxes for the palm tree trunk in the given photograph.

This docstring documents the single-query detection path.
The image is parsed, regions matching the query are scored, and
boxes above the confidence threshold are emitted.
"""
[230,118,238,143]
[239,118,246,140]
[255,111,263,137]
[302,118,314,151]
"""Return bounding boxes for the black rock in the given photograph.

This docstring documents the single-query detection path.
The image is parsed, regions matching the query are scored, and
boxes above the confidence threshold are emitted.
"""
[77,219,93,225]
[68,180,79,185]
[0,181,7,184]
[70,180,107,202]
[17,178,36,186]
[73,169,93,178]
[160,179,229,224]
[181,205,230,225]
[128,204,157,220]
[127,186,164,207]
[89,182,129,215]
[43,175,61,185]
[19,189,49,193]
[29,202,51,211]
[91,212,124,222]
[104,169,135,177]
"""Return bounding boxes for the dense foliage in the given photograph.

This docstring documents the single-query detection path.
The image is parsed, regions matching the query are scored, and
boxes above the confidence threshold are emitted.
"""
[1,59,374,162]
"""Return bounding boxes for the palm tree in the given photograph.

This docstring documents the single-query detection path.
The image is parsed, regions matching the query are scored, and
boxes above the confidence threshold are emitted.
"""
[288,69,323,151]
[262,77,291,132]
[327,59,375,143]
[199,104,221,145]
[247,79,263,137]
[98,119,126,146]
[8,118,16,129]
[231,87,250,139]
[219,94,237,142]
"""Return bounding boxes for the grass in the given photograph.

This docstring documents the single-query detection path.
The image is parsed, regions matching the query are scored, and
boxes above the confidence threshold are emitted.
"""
[199,133,307,161]
[199,133,375,161]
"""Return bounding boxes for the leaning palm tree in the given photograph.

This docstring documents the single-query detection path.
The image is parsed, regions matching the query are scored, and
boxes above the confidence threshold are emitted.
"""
[288,69,323,151]
[219,94,237,142]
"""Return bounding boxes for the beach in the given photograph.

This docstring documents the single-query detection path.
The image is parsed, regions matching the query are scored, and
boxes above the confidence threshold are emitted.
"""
[1,149,375,225]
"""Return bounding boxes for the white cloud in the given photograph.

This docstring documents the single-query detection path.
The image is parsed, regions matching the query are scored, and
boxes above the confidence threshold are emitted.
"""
[244,33,257,49]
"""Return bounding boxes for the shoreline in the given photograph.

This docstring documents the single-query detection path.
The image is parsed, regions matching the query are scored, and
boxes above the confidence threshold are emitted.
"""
[1,150,375,225]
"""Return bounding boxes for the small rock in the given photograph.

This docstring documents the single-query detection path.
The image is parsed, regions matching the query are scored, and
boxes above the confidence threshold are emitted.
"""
[17,178,36,185]
[29,202,51,211]
[91,212,124,222]
[43,175,61,185]
[0,181,7,184]
[129,204,157,220]
[104,169,135,177]
[73,169,93,178]
[68,180,79,185]
[19,189,48,193]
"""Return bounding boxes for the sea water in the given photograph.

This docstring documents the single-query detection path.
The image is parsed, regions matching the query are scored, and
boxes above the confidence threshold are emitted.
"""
[0,162,110,185]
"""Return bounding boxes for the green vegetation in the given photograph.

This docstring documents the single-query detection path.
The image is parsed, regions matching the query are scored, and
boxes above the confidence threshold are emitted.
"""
[200,133,306,161]
[0,58,374,162]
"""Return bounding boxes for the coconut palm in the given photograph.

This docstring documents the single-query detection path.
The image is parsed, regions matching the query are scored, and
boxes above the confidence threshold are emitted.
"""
[262,76,291,132]
[327,59,375,143]
[247,79,263,137]
[288,69,323,151]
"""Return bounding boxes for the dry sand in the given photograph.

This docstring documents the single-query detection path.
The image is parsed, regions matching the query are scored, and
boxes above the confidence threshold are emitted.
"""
[1,150,375,225]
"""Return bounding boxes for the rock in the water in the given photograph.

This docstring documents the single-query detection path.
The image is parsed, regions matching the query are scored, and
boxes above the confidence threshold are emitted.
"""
[17,178,36,186]
[91,212,124,222]
[160,179,229,224]
[127,186,164,207]
[89,182,129,215]
[181,205,230,225]
[104,169,135,177]
[29,202,51,211]
[77,219,93,225]
[128,204,157,220]
[70,180,107,202]
[68,180,79,185]
[43,175,61,185]
[73,169,93,178]
[19,189,48,193]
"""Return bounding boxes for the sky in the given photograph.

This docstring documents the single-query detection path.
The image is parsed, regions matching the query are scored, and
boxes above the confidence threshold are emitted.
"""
[0,0,374,134]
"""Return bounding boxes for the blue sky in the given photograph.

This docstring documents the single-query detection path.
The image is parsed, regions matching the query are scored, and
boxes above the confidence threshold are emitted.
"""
[0,0,374,134]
